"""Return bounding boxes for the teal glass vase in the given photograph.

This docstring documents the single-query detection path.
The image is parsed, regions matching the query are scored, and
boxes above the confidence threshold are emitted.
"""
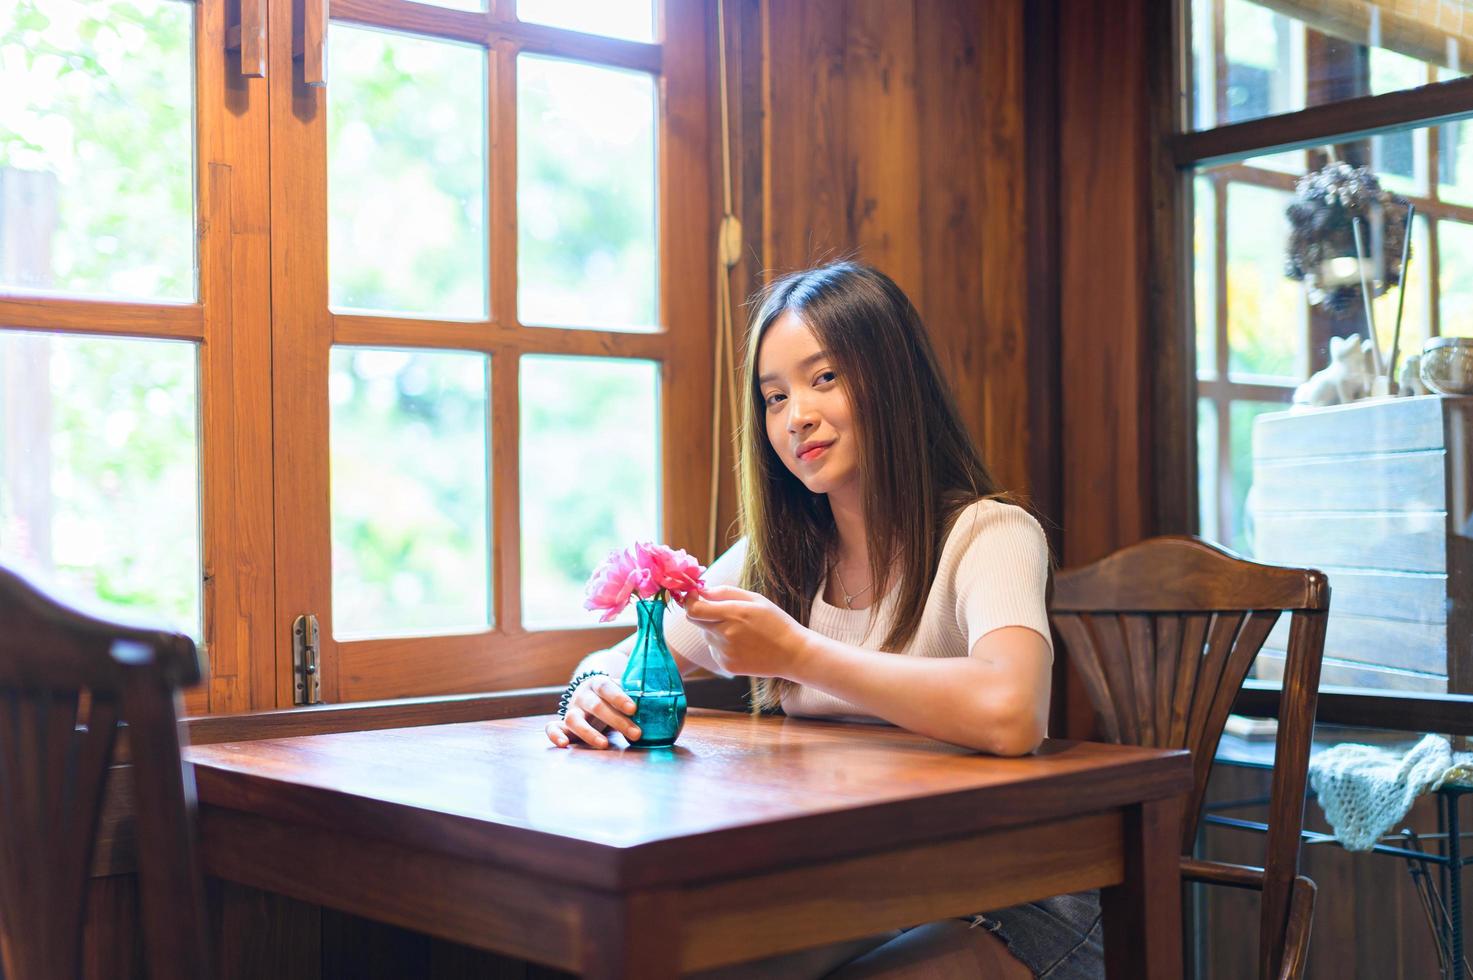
[620,597,687,748]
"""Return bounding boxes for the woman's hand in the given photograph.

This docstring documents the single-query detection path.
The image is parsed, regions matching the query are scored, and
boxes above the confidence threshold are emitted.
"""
[545,675,643,749]
[680,585,811,678]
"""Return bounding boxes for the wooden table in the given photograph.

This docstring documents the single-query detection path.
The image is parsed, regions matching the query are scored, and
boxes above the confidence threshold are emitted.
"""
[185,708,1192,978]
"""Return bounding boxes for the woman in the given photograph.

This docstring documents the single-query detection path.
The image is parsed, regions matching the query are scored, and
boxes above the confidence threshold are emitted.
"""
[545,262,1101,979]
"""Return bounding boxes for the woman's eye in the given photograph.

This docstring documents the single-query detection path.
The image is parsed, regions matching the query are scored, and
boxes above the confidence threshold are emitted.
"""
[816,370,837,385]
[764,391,786,408]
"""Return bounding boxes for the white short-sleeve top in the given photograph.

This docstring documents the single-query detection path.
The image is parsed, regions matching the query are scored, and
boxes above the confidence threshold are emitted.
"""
[662,498,1052,722]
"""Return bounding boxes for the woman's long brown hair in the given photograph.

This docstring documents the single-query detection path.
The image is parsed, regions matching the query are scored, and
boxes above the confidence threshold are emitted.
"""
[737,262,1006,710]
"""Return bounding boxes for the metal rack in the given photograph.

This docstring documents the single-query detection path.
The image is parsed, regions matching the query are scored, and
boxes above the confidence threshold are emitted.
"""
[1207,736,1473,978]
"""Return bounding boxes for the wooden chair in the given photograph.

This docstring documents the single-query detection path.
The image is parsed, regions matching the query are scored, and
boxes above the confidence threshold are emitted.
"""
[0,564,211,980]
[1049,535,1328,980]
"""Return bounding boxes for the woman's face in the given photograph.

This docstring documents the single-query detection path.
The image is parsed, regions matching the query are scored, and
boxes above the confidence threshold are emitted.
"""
[756,310,860,498]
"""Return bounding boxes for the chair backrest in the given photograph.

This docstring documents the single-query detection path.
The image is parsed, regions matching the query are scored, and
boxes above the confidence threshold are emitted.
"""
[0,564,211,980]
[1049,536,1328,978]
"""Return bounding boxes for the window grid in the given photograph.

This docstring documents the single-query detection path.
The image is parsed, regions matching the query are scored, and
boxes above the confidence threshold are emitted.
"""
[1195,9,1473,549]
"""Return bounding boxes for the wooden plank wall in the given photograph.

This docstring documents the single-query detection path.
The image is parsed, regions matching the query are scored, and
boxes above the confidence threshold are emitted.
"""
[739,0,1046,506]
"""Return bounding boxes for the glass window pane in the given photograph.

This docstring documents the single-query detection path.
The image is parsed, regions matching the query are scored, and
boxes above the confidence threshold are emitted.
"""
[1196,397,1218,541]
[518,55,657,331]
[517,0,655,43]
[1370,209,1428,361]
[1226,182,1303,380]
[1440,221,1473,338]
[1231,399,1288,557]
[1221,0,1304,125]
[1438,118,1473,207]
[1195,176,1217,378]
[0,330,201,633]
[1189,0,1461,132]
[329,348,490,639]
[328,26,487,320]
[0,0,195,301]
[520,356,659,628]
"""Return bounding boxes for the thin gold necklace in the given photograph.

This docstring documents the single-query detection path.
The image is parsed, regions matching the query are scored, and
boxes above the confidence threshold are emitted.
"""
[832,564,874,609]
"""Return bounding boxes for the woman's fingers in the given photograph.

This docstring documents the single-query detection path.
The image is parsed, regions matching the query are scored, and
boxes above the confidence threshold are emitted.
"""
[548,677,646,748]
[576,689,643,742]
[594,676,638,715]
[563,706,612,748]
[698,584,750,600]
[544,719,571,747]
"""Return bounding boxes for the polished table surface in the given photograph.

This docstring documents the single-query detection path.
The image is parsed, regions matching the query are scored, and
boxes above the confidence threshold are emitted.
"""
[185,708,1193,978]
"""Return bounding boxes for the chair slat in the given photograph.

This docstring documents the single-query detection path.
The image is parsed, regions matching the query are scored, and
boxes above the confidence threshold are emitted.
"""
[1187,612,1246,752]
[1168,612,1211,747]
[1122,614,1157,745]
[1152,614,1182,749]
[1092,615,1141,745]
[1053,614,1122,742]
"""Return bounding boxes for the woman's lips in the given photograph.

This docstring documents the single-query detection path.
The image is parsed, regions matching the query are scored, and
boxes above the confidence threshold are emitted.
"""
[797,441,832,462]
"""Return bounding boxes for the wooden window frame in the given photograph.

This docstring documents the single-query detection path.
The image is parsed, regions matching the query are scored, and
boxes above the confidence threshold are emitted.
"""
[1156,0,1473,716]
[0,0,275,717]
[1189,21,1473,545]
[267,0,714,705]
[1,0,712,714]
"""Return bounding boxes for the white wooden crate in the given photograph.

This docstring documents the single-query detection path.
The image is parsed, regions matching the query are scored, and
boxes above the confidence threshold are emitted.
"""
[1246,395,1473,693]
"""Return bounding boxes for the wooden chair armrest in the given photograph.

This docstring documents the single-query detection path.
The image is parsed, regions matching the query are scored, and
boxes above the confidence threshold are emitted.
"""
[1180,858,1266,891]
[1278,875,1316,980]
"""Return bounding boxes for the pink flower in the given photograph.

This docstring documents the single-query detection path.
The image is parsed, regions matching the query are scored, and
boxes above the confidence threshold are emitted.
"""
[633,541,705,601]
[583,542,707,621]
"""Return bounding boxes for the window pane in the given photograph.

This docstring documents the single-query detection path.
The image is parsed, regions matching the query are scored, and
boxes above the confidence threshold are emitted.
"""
[0,0,195,301]
[518,56,657,331]
[1370,209,1428,360]
[0,330,201,633]
[1195,176,1217,377]
[1197,397,1219,540]
[1188,0,1462,132]
[328,26,487,320]
[517,0,655,43]
[1440,221,1473,337]
[1226,182,1302,380]
[329,348,490,639]
[1231,399,1287,557]
[1439,119,1473,207]
[1221,0,1304,125]
[520,356,659,628]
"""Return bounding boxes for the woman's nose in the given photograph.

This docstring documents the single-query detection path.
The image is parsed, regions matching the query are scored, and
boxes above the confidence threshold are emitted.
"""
[787,396,818,432]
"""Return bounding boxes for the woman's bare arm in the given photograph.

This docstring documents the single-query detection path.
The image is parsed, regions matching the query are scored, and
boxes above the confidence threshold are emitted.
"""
[787,625,1052,755]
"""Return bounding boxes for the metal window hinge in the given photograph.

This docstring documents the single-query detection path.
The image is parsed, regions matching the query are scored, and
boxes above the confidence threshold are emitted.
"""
[292,613,322,706]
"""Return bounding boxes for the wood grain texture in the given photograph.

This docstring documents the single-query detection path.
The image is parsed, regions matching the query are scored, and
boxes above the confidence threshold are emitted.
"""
[0,296,203,340]
[974,0,1034,495]
[185,710,1191,891]
[200,808,585,972]
[198,17,276,715]
[1234,679,1473,734]
[678,810,1124,971]
[268,0,333,705]
[186,709,1190,977]
[758,0,1040,494]
[1057,0,1151,569]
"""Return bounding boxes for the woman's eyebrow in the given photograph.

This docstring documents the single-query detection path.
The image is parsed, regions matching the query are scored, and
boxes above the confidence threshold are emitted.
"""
[758,350,829,385]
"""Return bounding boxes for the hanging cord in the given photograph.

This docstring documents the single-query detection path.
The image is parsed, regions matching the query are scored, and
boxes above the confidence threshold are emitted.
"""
[708,0,758,713]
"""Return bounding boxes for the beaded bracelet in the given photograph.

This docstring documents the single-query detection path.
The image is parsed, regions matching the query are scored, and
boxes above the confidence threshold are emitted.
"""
[557,669,609,718]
